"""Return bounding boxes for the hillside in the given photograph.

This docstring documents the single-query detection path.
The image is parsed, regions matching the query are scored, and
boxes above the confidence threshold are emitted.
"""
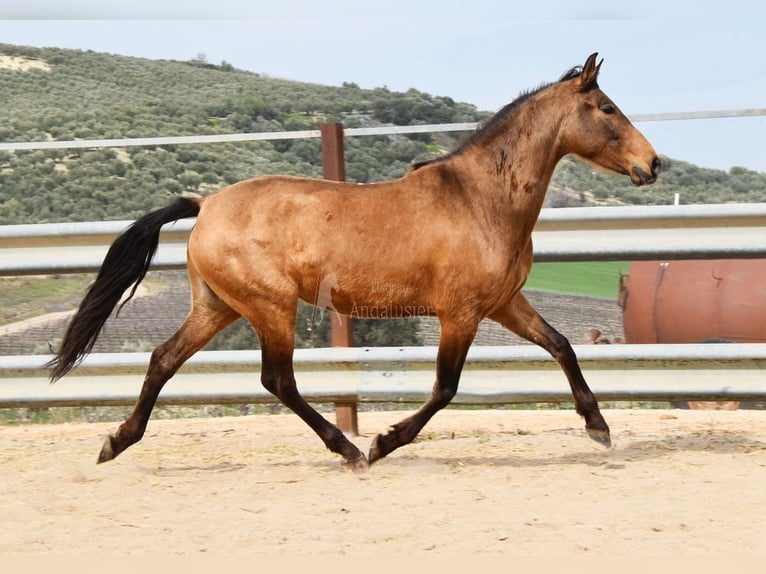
[2,43,766,225]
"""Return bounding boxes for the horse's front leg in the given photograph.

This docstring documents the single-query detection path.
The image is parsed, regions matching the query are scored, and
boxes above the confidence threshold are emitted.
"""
[368,318,477,464]
[489,293,611,447]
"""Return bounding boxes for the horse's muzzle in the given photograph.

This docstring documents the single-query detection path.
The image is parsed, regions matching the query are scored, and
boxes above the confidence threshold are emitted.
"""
[630,156,661,186]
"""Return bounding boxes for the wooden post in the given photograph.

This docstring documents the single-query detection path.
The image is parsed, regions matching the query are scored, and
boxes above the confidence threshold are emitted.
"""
[321,123,346,181]
[320,123,358,435]
[334,401,360,436]
[320,123,354,349]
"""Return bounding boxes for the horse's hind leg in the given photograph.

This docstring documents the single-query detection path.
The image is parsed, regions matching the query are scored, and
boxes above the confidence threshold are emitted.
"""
[98,296,239,463]
[368,319,477,464]
[250,305,368,473]
[489,294,611,447]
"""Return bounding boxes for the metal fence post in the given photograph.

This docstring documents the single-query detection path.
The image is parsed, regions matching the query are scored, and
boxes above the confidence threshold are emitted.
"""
[320,122,358,435]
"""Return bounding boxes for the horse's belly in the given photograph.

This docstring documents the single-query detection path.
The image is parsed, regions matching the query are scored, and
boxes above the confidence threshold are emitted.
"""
[298,273,436,319]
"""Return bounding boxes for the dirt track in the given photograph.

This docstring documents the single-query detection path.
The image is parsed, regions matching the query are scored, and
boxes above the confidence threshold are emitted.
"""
[1,409,764,555]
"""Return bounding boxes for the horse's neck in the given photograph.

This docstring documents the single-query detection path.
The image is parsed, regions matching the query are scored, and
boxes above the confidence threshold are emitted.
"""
[459,107,564,230]
[500,106,562,196]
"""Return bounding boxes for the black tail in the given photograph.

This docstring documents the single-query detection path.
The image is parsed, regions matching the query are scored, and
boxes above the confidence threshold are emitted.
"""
[46,197,201,381]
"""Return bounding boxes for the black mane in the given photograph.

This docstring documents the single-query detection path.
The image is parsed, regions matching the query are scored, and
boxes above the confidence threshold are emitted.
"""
[411,65,584,171]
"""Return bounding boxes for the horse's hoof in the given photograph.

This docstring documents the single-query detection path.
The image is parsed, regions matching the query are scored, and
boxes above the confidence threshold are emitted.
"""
[368,434,385,465]
[342,454,370,477]
[97,435,117,464]
[586,427,612,449]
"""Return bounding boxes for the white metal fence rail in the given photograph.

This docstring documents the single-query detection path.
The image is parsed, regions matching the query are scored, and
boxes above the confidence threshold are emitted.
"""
[1,108,765,152]
[2,344,765,409]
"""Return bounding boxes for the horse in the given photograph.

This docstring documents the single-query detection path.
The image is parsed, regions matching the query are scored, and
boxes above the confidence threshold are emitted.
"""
[47,53,659,473]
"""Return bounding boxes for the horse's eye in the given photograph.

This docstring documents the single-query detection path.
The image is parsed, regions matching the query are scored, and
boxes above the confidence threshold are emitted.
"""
[601,103,616,115]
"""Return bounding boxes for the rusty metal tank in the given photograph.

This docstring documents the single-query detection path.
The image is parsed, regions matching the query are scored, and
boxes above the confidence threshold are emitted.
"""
[619,259,766,344]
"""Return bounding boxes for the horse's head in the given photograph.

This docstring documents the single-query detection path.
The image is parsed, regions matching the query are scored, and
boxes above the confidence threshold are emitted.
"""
[557,53,660,186]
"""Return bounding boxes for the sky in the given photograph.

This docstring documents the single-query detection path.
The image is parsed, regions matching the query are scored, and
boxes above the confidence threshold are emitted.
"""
[1,1,766,173]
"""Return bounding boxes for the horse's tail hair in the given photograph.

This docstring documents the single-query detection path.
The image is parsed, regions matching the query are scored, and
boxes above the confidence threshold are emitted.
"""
[46,197,201,382]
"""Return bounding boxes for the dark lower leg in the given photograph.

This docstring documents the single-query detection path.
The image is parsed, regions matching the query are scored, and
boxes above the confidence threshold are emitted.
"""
[367,389,448,464]
[99,363,166,462]
[261,347,367,472]
[99,308,237,463]
[491,295,610,447]
[549,340,611,446]
[368,325,475,464]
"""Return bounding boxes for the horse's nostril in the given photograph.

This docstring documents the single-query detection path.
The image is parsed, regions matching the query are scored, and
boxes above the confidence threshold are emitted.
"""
[651,156,662,175]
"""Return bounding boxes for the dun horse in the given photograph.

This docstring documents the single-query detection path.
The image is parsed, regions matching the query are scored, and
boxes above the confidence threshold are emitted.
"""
[48,53,659,472]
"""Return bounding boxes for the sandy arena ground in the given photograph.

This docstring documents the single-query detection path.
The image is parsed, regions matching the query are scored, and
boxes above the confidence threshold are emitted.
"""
[1,408,764,556]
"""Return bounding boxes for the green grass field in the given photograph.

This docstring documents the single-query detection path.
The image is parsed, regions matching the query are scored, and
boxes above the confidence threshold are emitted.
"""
[0,273,171,326]
[524,261,631,299]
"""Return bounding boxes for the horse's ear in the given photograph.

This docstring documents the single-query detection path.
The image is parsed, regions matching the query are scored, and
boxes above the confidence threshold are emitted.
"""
[579,52,603,91]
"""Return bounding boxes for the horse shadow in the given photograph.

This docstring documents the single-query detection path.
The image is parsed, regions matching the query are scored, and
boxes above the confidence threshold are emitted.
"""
[370,427,766,470]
